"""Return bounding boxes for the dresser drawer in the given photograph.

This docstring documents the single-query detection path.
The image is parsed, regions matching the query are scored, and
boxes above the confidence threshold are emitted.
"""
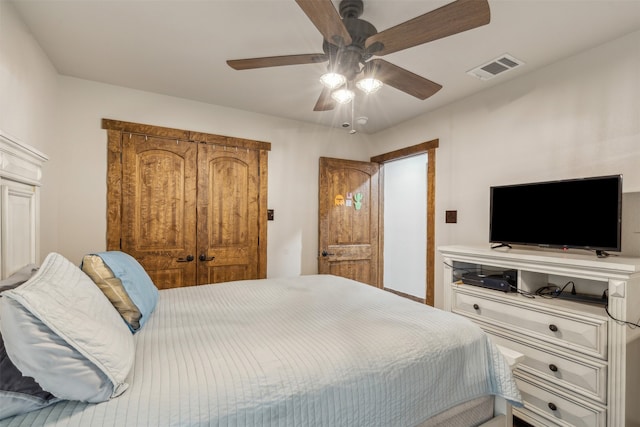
[452,289,607,359]
[486,332,607,403]
[515,375,606,427]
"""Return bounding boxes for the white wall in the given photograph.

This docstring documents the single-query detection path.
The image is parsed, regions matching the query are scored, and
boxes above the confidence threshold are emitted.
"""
[370,30,640,308]
[0,1,60,263]
[55,77,371,274]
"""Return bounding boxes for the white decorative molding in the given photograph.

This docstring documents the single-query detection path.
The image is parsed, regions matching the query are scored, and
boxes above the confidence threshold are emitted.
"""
[0,129,48,186]
[607,288,626,427]
[609,279,626,298]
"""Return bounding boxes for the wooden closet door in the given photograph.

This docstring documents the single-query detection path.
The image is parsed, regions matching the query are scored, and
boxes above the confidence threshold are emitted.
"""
[121,135,197,289]
[196,144,263,284]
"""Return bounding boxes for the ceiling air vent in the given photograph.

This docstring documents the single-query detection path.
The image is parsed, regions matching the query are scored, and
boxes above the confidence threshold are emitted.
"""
[467,54,524,81]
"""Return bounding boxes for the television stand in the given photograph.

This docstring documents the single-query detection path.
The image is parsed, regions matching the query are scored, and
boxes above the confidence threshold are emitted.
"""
[595,249,611,258]
[440,244,640,426]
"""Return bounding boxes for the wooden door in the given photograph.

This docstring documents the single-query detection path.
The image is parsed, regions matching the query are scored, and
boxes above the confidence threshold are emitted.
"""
[196,143,264,284]
[121,134,198,289]
[105,119,270,289]
[318,157,380,287]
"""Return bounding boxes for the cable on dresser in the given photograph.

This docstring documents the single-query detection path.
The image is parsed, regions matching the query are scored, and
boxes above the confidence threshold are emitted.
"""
[533,281,575,299]
[602,289,640,328]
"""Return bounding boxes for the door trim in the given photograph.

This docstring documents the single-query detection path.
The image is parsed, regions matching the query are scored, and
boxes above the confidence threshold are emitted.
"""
[371,139,438,306]
[103,118,270,281]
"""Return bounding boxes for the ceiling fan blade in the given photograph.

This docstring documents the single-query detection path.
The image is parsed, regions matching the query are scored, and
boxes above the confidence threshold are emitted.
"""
[370,59,442,100]
[365,0,490,56]
[314,87,336,111]
[295,0,352,46]
[227,53,327,70]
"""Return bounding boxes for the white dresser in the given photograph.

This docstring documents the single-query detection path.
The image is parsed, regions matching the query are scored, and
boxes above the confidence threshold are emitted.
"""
[440,245,640,427]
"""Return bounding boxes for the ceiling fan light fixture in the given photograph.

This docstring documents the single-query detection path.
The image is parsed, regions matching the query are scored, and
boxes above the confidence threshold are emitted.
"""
[356,77,383,94]
[320,72,347,90]
[331,88,355,104]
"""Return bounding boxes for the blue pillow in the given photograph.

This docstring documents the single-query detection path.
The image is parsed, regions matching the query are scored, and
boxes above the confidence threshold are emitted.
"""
[83,251,158,332]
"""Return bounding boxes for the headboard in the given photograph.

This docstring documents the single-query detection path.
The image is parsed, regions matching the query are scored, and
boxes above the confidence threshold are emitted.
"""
[0,130,48,279]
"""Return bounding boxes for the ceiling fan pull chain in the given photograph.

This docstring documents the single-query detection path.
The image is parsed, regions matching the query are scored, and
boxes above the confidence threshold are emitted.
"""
[349,97,356,134]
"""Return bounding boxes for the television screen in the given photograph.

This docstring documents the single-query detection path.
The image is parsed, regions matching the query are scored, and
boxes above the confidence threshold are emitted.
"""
[490,175,622,252]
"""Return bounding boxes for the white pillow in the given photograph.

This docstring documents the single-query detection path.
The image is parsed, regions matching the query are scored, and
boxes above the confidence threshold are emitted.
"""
[0,253,134,403]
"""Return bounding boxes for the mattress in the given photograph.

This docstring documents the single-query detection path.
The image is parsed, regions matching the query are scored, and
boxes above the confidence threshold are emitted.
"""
[1,275,520,426]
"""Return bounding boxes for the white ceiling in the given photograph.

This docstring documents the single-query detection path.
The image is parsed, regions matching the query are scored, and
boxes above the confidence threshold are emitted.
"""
[11,0,640,134]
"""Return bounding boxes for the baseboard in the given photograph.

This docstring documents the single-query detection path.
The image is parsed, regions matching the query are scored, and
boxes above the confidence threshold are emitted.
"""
[383,287,425,304]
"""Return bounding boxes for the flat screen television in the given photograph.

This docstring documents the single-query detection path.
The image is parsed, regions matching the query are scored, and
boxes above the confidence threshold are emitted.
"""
[490,175,622,253]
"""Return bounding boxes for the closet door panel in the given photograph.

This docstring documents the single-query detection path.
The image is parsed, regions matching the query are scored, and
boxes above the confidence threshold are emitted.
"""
[197,144,260,285]
[121,135,197,289]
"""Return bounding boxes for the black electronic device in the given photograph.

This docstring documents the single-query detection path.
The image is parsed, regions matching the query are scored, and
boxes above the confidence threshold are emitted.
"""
[461,270,516,292]
[556,292,607,305]
[490,175,622,254]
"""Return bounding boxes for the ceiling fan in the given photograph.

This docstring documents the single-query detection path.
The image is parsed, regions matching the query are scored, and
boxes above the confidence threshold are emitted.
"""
[227,0,490,111]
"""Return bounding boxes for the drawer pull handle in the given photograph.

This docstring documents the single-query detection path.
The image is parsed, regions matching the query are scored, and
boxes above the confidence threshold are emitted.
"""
[473,303,480,310]
[549,364,558,372]
[548,402,558,411]
[549,324,558,332]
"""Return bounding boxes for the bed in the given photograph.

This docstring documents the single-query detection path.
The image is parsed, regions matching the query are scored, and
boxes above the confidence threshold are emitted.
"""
[1,251,520,427]
[0,133,520,426]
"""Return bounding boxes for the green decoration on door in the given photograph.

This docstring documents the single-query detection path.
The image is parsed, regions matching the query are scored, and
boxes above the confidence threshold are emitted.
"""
[353,193,363,210]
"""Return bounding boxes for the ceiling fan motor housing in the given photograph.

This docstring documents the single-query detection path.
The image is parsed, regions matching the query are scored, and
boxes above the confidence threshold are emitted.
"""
[323,0,378,79]
[339,0,364,19]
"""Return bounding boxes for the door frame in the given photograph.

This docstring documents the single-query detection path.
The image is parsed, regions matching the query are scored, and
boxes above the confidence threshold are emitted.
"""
[371,139,438,306]
[102,118,271,280]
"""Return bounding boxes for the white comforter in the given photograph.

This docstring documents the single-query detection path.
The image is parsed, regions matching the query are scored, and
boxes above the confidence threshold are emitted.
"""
[1,275,520,426]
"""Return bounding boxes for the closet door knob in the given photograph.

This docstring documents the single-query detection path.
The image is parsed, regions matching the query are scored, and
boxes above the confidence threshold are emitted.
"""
[177,255,194,263]
[549,324,558,332]
[548,402,558,411]
[549,364,558,372]
[473,304,480,310]
[199,254,215,262]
